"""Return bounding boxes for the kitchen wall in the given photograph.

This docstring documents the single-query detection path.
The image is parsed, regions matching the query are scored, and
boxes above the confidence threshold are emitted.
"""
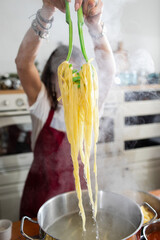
[121,0,160,73]
[0,0,160,74]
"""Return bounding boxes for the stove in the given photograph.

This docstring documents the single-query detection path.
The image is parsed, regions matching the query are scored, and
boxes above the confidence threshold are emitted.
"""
[0,90,33,221]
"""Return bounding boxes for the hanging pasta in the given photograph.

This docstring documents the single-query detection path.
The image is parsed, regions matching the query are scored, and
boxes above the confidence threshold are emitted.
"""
[57,1,100,231]
[58,59,99,231]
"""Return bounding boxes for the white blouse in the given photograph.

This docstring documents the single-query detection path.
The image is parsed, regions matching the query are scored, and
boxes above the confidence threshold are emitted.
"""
[29,83,66,150]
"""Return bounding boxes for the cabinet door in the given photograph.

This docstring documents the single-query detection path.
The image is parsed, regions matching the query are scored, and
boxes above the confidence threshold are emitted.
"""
[0,153,32,221]
[0,183,24,221]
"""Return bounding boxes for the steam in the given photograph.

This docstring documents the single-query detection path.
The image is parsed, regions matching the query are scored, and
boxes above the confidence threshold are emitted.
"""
[90,0,159,195]
[39,0,158,194]
[103,0,136,47]
[129,48,155,73]
[103,0,156,76]
[96,103,140,194]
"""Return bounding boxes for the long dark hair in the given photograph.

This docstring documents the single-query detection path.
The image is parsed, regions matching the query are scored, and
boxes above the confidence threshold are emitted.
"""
[41,44,84,110]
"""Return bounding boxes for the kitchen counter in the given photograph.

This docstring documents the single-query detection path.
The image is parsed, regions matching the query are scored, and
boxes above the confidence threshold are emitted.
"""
[11,190,160,240]
[116,84,160,91]
[150,189,160,197]
[1,84,160,95]
[12,218,38,240]
[0,89,24,94]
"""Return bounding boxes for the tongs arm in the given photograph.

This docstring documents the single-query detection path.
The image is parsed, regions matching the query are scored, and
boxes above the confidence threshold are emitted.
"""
[65,0,73,61]
[65,2,88,63]
[77,7,88,62]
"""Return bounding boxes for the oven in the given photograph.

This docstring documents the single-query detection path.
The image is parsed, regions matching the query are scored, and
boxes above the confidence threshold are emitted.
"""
[0,90,33,221]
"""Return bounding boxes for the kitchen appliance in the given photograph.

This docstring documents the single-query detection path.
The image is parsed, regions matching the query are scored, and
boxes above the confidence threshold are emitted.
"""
[0,90,33,221]
[21,190,143,240]
[0,90,32,157]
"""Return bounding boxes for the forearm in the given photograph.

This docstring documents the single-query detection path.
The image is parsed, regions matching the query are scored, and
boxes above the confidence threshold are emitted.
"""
[15,5,55,69]
[88,23,116,76]
[88,23,116,109]
[15,5,55,105]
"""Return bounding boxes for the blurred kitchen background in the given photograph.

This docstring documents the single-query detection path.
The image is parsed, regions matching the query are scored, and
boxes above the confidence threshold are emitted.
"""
[0,0,160,221]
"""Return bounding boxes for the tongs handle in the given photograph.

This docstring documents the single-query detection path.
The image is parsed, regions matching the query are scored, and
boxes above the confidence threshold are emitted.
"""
[77,7,88,62]
[65,0,73,61]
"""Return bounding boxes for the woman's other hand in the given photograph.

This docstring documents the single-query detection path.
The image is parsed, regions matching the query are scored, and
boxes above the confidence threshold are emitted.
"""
[42,0,71,13]
[82,0,103,27]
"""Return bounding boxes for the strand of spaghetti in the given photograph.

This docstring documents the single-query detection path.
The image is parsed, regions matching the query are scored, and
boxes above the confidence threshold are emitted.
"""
[92,65,99,218]
[71,69,86,230]
[81,63,95,213]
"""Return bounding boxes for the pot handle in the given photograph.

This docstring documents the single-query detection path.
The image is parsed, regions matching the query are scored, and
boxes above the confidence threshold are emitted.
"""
[21,216,39,240]
[141,202,157,226]
[140,236,145,240]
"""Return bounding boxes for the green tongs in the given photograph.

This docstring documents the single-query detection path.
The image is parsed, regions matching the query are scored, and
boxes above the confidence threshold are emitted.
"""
[65,1,73,62]
[65,0,88,62]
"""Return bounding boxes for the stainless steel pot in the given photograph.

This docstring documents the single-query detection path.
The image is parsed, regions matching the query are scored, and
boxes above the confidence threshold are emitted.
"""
[125,190,160,219]
[143,219,160,239]
[21,190,143,240]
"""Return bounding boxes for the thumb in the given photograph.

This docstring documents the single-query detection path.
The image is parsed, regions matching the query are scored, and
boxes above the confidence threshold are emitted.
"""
[75,0,83,11]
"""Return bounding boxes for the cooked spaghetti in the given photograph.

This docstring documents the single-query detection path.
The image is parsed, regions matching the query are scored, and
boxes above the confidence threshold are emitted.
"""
[58,60,99,231]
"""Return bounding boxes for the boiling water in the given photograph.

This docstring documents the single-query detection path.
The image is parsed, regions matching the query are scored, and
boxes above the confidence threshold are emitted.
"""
[46,211,137,240]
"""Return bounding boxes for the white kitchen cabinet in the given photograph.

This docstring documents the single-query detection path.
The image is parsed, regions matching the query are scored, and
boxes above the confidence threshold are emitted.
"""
[0,153,33,221]
[97,84,160,192]
[0,183,24,221]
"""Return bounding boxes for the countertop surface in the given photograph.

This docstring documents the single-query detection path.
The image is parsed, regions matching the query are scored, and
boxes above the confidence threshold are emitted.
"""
[11,190,160,240]
[1,84,160,95]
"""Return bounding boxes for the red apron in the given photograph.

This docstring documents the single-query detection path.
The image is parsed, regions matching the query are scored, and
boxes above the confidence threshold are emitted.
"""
[20,108,86,219]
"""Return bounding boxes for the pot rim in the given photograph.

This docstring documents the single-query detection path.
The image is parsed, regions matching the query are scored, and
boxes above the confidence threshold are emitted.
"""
[37,190,144,240]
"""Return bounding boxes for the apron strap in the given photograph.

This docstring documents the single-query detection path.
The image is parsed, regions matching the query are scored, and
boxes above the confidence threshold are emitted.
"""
[45,107,55,126]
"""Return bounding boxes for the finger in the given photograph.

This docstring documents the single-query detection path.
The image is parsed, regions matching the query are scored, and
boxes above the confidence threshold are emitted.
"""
[59,0,67,13]
[82,1,89,16]
[82,0,99,16]
[75,0,83,11]
[87,1,103,17]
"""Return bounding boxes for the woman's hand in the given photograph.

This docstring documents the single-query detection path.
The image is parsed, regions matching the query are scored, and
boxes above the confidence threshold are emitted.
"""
[42,0,71,13]
[82,0,103,27]
[42,0,85,13]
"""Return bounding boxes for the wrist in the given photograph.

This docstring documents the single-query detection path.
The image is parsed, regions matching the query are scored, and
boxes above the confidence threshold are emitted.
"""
[31,7,55,40]
[88,22,102,30]
[41,4,55,19]
[88,22,106,40]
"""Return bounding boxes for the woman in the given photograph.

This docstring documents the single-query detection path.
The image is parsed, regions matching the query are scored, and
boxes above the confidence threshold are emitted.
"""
[15,0,116,219]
